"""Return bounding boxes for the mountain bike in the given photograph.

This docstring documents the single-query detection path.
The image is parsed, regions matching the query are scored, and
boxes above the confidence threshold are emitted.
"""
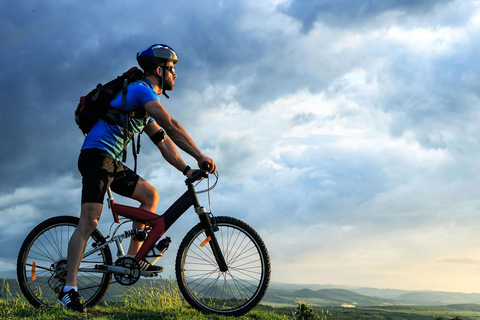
[16,170,271,317]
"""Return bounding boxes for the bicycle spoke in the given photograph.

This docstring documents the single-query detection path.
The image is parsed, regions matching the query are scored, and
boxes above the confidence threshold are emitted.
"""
[177,217,270,316]
[45,228,62,258]
[18,217,112,308]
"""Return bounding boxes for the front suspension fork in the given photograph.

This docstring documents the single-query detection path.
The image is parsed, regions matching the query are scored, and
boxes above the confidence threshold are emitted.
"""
[196,207,228,272]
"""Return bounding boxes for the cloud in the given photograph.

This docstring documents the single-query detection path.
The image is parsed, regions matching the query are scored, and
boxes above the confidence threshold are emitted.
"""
[281,0,457,32]
[0,175,81,262]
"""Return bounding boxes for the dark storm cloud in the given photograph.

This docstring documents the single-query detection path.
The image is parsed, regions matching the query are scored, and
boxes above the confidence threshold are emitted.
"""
[1,2,124,190]
[0,0,247,192]
[0,0,294,194]
[282,0,456,32]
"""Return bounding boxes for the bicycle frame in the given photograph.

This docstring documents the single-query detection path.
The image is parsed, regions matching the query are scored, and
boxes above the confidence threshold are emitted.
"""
[95,174,227,273]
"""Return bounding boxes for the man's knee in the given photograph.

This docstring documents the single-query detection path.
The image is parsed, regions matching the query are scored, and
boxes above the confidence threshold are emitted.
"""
[78,203,102,234]
[144,186,160,208]
[133,181,160,210]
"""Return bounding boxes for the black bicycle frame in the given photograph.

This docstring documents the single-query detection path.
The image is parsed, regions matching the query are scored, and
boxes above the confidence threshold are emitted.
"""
[108,176,228,271]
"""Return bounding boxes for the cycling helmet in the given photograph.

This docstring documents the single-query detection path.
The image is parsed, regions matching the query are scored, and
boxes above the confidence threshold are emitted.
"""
[137,44,178,70]
[137,44,179,98]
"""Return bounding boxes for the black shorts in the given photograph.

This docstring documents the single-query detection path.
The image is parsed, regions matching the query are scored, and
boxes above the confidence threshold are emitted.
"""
[78,148,140,204]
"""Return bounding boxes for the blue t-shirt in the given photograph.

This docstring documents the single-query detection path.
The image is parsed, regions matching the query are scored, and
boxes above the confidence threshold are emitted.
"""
[81,79,157,160]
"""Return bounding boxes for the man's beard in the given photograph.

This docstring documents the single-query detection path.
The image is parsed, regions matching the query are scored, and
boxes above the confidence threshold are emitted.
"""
[162,78,174,91]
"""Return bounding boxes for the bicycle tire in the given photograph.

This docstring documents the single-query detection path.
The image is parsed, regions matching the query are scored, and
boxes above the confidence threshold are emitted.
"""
[17,215,112,308]
[175,216,270,316]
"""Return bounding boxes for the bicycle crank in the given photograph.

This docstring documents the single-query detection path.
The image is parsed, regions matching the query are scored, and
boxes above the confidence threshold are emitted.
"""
[113,257,141,286]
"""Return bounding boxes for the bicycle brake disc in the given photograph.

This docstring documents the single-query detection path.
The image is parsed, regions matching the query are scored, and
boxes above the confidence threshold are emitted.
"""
[113,257,141,286]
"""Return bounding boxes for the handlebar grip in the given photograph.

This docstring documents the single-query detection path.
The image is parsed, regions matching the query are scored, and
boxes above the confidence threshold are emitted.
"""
[201,162,212,171]
[189,169,208,182]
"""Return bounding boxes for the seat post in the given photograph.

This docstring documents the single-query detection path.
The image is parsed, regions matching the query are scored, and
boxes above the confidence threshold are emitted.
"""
[106,187,120,223]
[106,187,114,208]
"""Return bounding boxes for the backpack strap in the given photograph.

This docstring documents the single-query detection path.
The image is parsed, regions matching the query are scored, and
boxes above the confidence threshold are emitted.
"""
[103,78,150,173]
[102,108,126,126]
[121,79,131,163]
[128,78,153,172]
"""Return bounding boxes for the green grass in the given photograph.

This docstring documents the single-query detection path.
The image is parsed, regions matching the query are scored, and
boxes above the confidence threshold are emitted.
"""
[0,298,288,320]
[0,278,288,320]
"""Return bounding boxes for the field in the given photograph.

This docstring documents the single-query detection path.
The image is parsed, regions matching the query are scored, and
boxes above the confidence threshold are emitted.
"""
[3,279,480,319]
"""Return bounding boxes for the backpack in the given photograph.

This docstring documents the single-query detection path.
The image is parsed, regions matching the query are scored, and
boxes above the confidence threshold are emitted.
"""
[75,67,144,135]
[74,67,147,171]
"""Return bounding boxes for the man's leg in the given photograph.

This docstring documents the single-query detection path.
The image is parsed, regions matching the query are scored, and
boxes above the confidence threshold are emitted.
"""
[126,177,159,256]
[58,202,102,313]
[65,202,103,287]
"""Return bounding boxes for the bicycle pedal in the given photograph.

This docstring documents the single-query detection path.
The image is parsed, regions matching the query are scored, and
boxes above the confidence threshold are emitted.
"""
[141,269,163,277]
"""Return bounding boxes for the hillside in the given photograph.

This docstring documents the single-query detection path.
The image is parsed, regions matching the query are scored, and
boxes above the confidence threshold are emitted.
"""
[397,291,480,305]
[264,287,396,307]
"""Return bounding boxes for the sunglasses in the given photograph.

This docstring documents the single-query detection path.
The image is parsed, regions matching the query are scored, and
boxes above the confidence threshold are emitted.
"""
[164,66,176,75]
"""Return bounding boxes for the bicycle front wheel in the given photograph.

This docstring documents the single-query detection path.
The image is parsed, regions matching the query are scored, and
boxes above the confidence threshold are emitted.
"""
[17,216,112,308]
[175,216,270,317]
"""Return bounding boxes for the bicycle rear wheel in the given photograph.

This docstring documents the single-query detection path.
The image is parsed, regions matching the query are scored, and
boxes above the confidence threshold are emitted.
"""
[17,215,112,308]
[175,216,270,317]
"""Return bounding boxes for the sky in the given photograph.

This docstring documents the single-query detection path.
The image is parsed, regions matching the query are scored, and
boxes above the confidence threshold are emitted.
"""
[2,0,480,294]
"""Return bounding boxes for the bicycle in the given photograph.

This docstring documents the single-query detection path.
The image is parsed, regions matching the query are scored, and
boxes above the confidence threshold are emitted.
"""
[16,169,271,317]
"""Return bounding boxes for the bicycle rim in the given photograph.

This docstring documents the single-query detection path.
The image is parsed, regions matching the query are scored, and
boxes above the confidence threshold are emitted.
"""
[176,216,270,316]
[17,216,112,307]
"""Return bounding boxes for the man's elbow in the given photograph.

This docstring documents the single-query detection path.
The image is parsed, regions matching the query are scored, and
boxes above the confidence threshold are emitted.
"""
[162,120,180,134]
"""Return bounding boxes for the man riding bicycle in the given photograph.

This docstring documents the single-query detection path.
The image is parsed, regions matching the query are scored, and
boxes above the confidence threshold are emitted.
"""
[58,44,217,313]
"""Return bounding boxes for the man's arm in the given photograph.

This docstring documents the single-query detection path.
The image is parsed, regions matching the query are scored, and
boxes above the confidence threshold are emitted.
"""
[145,100,203,157]
[143,104,216,173]
[144,121,192,175]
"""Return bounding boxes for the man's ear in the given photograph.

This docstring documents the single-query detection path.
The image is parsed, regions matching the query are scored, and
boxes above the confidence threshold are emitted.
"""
[157,66,162,76]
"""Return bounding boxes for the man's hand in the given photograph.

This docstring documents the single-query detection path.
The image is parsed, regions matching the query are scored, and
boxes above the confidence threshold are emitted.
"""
[198,157,217,174]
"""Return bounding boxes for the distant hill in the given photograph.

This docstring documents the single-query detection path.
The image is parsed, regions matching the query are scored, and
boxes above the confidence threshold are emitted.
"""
[396,291,480,305]
[1,279,22,299]
[264,287,396,307]
[264,282,480,307]
[349,287,412,299]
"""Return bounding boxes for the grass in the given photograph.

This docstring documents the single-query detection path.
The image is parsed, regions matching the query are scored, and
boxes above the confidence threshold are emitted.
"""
[0,279,288,320]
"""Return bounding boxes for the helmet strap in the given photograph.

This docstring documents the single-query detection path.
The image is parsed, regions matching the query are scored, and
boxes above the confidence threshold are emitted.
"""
[159,66,169,99]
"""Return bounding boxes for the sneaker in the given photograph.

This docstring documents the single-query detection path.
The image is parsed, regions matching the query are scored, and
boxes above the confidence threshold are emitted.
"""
[57,288,86,314]
[138,258,163,276]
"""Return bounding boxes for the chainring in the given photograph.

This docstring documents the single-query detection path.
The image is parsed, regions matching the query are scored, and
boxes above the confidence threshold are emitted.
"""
[113,257,141,286]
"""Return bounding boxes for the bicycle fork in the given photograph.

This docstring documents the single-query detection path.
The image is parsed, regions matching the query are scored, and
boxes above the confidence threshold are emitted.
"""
[195,206,228,272]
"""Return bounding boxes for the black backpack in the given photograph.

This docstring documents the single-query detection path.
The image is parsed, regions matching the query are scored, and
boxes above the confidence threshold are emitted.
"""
[75,67,144,134]
[74,67,147,171]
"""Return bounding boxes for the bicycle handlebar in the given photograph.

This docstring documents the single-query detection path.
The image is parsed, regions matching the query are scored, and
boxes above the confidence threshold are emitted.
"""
[187,169,208,183]
[201,161,212,171]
